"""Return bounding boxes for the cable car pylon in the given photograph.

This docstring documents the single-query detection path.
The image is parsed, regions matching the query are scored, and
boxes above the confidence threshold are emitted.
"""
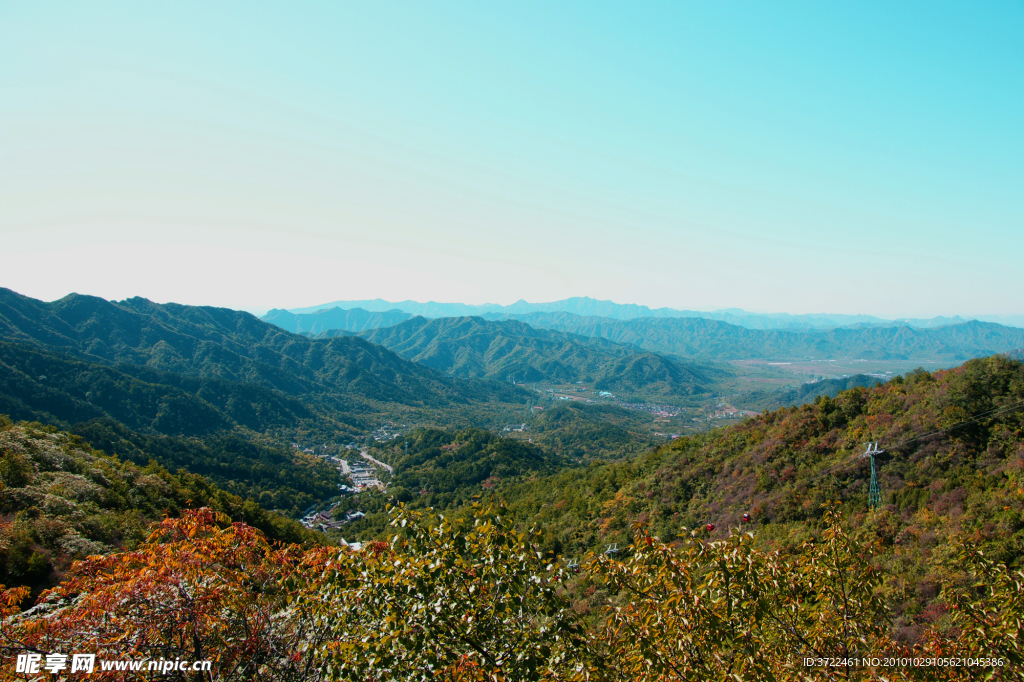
[859,442,884,510]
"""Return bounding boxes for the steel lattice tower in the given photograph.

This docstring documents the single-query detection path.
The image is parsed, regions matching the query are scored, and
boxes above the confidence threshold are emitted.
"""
[861,442,884,510]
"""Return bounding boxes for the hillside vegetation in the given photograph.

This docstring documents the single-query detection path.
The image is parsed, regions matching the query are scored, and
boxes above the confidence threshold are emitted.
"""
[0,417,317,598]
[0,288,528,411]
[741,373,881,411]
[0,340,343,509]
[526,402,658,460]
[0,289,538,509]
[379,427,563,505]
[492,355,1024,639]
[2,500,1020,680]
[1,357,1022,679]
[342,354,1024,649]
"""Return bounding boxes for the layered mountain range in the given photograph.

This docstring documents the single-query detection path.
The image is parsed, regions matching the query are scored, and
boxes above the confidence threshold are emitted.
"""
[338,316,724,399]
[492,312,1024,361]
[282,296,1024,330]
[0,288,527,413]
[0,288,532,506]
[5,286,1022,516]
[266,303,1024,363]
[263,307,414,335]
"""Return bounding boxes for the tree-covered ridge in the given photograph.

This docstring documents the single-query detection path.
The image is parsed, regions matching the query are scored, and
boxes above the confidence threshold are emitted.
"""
[0,340,321,437]
[340,355,1023,650]
[0,287,530,409]
[355,315,724,399]
[0,356,1022,678]
[0,417,318,597]
[740,373,881,411]
[504,311,1024,361]
[526,402,657,461]
[69,420,340,514]
[377,427,564,507]
[480,355,1024,642]
[0,341,343,508]
[0,288,544,512]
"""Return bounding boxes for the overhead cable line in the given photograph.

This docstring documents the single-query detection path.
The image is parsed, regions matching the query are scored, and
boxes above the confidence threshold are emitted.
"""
[885,398,1024,451]
[744,396,1024,514]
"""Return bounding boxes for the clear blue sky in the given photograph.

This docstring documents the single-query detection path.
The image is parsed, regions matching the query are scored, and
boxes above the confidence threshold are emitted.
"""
[1,2,1020,317]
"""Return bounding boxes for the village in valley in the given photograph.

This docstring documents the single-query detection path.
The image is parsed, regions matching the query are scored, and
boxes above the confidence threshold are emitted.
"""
[295,428,398,534]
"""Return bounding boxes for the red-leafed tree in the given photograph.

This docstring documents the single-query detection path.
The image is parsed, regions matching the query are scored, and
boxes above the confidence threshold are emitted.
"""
[0,509,336,681]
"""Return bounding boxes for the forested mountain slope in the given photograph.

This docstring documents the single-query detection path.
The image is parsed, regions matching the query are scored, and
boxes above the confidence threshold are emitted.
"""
[0,340,342,510]
[742,373,881,411]
[488,355,1024,634]
[525,402,659,460]
[499,311,1024,360]
[262,306,413,334]
[0,289,534,510]
[0,418,317,596]
[0,288,527,409]
[327,354,1024,655]
[354,316,724,399]
[495,355,1022,551]
[4,358,1023,677]
[374,428,564,507]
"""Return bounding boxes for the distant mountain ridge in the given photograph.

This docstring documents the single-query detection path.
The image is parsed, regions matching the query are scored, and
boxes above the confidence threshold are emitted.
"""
[265,301,1024,363]
[345,316,724,399]
[0,288,527,408]
[0,288,532,443]
[0,287,534,508]
[281,296,1023,331]
[498,312,1024,361]
[262,307,414,334]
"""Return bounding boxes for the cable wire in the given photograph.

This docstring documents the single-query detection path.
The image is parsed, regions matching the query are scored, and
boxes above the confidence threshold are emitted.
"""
[884,398,1024,451]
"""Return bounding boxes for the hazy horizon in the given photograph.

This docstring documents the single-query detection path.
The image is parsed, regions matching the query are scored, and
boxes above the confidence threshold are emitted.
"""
[4,286,1023,326]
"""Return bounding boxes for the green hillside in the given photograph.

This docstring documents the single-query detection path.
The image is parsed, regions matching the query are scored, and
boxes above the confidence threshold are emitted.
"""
[3,356,1022,676]
[355,315,724,400]
[342,354,1024,644]
[505,311,1024,361]
[0,340,343,509]
[741,373,881,411]
[0,289,530,408]
[387,427,562,499]
[0,417,317,597]
[0,289,537,511]
[525,402,658,460]
[503,355,1023,547]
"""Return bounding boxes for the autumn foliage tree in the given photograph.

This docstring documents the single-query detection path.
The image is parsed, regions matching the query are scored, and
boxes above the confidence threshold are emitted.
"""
[0,509,335,681]
[1,505,1022,681]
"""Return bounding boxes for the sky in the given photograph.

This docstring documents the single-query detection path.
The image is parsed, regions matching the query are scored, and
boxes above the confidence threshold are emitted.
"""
[1,2,1021,318]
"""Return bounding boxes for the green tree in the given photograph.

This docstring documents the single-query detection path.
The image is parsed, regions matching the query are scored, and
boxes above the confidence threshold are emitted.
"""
[313,503,588,681]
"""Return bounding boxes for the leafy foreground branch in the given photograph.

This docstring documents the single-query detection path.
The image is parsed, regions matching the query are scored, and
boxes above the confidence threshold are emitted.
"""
[1,506,1021,681]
